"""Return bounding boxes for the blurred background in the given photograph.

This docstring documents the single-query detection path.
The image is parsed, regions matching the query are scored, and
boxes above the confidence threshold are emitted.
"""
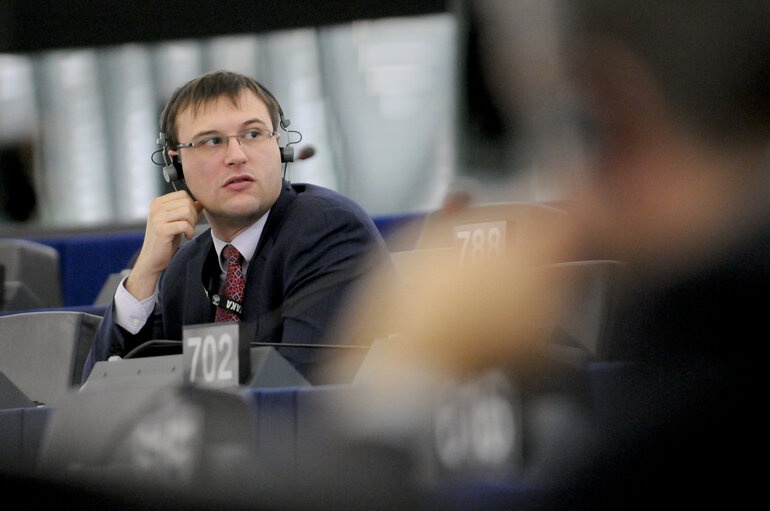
[0,0,580,237]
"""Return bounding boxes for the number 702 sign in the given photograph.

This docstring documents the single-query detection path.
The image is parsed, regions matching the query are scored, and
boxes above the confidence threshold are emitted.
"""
[182,322,252,388]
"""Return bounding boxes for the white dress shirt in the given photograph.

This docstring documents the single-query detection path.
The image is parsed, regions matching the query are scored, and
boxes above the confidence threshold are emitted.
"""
[113,212,269,334]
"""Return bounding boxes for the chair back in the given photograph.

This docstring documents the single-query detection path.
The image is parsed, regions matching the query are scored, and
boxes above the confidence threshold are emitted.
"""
[0,311,101,406]
[415,202,570,266]
[537,260,626,359]
[0,239,63,311]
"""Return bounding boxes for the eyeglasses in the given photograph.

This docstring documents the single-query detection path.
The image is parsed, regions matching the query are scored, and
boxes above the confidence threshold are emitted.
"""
[175,128,276,156]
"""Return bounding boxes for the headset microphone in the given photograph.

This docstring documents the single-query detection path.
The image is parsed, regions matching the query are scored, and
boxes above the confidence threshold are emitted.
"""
[297,145,316,160]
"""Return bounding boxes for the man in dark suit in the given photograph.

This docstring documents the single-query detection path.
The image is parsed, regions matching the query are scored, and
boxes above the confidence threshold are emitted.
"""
[83,70,389,383]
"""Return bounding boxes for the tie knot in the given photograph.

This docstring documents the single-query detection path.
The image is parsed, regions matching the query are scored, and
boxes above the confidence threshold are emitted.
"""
[222,244,243,265]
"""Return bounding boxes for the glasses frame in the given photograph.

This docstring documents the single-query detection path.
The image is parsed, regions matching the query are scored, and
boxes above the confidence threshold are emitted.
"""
[175,128,277,154]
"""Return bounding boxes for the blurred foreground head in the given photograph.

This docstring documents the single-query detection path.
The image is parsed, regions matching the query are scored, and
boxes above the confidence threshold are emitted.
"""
[315,3,770,503]
[560,0,770,277]
[332,0,770,379]
[474,0,770,274]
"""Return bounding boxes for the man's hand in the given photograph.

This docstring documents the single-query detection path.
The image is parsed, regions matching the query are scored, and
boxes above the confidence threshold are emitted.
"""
[125,191,204,301]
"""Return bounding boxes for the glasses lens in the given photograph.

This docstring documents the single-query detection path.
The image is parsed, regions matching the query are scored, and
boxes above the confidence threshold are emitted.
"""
[193,134,226,155]
[239,129,267,148]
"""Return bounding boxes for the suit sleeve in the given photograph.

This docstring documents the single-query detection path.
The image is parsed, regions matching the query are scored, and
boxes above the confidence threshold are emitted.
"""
[81,298,161,383]
[80,237,207,383]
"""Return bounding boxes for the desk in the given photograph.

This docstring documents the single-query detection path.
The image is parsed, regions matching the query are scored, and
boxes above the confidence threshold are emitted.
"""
[0,362,630,509]
[0,405,52,473]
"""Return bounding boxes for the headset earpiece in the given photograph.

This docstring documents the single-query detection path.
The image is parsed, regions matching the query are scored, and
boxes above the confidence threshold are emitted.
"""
[162,155,184,183]
[256,84,297,164]
[276,101,294,162]
[158,129,184,184]
[280,145,294,163]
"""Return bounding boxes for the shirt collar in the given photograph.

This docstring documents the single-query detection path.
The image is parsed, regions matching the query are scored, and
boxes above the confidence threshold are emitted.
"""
[210,209,270,273]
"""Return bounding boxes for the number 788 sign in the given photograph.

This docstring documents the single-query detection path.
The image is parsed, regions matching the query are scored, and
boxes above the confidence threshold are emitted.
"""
[453,221,507,266]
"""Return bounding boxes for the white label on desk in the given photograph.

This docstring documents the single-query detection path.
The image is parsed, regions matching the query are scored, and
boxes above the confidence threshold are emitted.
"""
[183,322,240,388]
[454,221,506,266]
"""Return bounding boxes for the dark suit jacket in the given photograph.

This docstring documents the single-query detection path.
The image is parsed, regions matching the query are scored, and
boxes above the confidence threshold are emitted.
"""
[83,181,390,382]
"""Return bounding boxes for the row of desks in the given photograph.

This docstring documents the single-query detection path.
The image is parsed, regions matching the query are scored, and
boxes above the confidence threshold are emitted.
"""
[1,361,628,509]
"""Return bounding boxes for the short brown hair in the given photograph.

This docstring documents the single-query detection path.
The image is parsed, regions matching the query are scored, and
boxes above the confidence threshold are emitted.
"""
[159,69,283,149]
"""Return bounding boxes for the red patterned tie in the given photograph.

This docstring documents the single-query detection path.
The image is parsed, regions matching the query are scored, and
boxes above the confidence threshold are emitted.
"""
[215,244,245,322]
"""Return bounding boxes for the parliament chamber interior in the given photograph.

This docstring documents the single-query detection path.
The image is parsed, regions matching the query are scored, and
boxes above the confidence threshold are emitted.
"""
[2,1,765,509]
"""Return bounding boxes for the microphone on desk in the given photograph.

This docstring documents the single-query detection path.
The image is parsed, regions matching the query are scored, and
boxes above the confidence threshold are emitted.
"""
[122,339,370,359]
[251,341,369,350]
[114,337,369,387]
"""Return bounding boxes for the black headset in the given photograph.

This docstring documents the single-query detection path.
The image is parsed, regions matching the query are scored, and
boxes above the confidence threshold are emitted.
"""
[156,80,296,187]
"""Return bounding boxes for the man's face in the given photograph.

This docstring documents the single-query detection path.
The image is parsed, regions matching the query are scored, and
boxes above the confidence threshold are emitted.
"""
[171,90,283,236]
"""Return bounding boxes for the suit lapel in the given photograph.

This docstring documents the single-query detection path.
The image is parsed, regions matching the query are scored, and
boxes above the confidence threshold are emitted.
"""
[183,234,216,324]
[241,180,297,324]
[253,180,297,259]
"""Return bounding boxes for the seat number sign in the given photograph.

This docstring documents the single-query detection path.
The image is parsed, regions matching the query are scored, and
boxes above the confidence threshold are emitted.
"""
[454,221,507,266]
[182,322,250,388]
